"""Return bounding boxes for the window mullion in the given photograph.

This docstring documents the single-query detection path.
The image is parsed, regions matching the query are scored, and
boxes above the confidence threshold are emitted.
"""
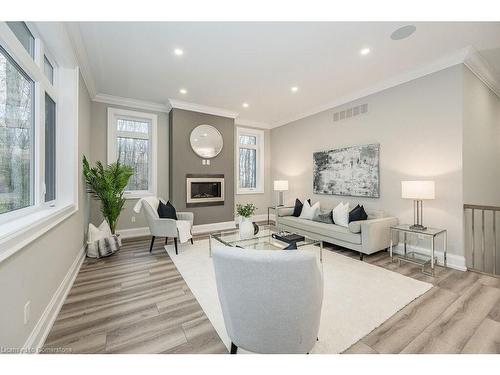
[34,82,44,206]
[117,130,149,140]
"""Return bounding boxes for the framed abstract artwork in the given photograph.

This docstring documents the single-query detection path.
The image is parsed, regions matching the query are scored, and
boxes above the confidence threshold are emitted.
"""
[313,143,380,198]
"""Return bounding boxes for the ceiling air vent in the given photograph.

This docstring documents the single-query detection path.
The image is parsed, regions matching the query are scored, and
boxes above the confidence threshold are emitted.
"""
[333,103,368,122]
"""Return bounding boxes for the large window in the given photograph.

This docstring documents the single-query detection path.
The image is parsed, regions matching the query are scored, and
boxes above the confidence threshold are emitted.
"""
[0,21,78,258]
[107,108,157,197]
[0,46,34,214]
[237,127,264,194]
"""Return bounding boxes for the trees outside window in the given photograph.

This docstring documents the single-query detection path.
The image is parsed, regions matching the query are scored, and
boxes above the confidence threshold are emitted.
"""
[0,47,34,214]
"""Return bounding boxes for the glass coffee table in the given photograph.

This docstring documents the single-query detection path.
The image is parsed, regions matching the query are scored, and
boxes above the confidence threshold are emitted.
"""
[209,225,323,262]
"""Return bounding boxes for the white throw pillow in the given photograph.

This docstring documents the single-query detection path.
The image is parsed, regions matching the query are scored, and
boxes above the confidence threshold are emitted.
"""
[332,202,349,227]
[299,200,320,220]
[88,220,112,242]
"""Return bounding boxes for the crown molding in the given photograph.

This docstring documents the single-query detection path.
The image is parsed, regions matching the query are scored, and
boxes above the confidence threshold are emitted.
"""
[169,99,239,119]
[65,23,97,98]
[234,118,272,129]
[94,93,171,113]
[271,47,473,128]
[463,46,500,98]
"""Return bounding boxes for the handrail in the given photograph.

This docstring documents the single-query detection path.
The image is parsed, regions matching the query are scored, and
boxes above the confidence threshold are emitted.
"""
[464,204,500,211]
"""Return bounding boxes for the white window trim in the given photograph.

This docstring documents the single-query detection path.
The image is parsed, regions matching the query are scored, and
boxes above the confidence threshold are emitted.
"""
[107,107,158,199]
[236,127,265,195]
[0,22,79,263]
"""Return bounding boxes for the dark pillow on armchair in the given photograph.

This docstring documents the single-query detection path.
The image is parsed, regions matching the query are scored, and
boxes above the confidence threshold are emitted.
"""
[157,200,178,220]
[349,205,368,222]
[292,198,311,217]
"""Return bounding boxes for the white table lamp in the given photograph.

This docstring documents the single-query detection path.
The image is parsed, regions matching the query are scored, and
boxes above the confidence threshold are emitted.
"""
[401,180,435,230]
[273,180,289,206]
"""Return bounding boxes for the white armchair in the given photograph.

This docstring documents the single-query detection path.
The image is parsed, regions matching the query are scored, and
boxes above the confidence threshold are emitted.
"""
[141,201,194,255]
[212,246,323,354]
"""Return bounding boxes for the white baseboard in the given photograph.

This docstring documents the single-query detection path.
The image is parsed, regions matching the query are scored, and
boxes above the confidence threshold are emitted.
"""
[252,213,276,223]
[22,245,86,352]
[117,226,150,239]
[192,221,236,234]
[392,243,467,271]
[117,220,240,238]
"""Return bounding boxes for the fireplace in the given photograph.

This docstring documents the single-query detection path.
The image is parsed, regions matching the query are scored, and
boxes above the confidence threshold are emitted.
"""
[186,174,225,207]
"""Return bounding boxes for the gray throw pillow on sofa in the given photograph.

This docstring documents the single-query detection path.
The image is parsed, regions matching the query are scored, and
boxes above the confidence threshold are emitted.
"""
[313,210,334,224]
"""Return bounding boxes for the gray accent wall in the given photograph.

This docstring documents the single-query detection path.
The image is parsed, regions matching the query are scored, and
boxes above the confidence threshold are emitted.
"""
[0,73,91,348]
[271,65,465,257]
[169,109,235,225]
[88,102,169,231]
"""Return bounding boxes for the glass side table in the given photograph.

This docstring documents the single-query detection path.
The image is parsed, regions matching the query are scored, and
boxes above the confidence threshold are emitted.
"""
[267,205,294,225]
[389,224,447,276]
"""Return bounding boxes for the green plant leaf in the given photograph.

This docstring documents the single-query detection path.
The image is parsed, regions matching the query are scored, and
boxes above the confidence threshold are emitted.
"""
[82,155,133,234]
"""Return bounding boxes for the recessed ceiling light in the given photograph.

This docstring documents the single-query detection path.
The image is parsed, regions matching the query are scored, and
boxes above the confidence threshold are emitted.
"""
[391,25,416,40]
[360,48,371,56]
[291,86,299,93]
[202,133,208,137]
[242,102,249,108]
[174,48,184,56]
[179,88,187,95]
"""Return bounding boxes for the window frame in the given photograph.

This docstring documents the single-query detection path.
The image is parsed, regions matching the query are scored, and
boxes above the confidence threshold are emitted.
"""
[107,107,158,199]
[0,21,79,262]
[236,127,265,195]
[43,55,55,85]
[0,23,60,223]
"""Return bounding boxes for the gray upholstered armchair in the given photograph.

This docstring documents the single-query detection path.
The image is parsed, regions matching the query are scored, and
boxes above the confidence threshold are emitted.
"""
[141,201,194,255]
[212,246,323,354]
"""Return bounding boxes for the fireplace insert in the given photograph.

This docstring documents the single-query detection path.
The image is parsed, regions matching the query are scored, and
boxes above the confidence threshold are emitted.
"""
[186,174,225,207]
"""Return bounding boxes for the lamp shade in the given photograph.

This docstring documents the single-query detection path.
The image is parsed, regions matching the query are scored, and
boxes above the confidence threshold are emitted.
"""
[401,181,435,200]
[273,180,289,191]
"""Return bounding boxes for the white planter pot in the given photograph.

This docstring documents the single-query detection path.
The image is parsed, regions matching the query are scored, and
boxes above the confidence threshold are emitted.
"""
[239,217,254,239]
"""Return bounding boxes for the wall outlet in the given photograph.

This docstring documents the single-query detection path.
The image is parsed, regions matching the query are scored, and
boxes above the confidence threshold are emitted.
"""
[24,301,30,325]
[131,216,136,223]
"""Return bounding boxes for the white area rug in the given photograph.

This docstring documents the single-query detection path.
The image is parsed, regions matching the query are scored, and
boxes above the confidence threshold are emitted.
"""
[165,240,432,353]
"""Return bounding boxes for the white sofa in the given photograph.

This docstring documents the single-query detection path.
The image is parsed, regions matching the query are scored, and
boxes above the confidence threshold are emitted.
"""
[276,207,398,260]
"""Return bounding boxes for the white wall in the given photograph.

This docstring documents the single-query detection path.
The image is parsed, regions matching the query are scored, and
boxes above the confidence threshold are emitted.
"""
[271,65,464,257]
[88,101,169,231]
[0,73,91,348]
[463,67,500,206]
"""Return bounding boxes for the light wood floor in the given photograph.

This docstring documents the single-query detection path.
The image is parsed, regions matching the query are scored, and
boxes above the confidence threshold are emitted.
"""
[44,230,500,354]
[339,248,500,354]
[43,235,227,354]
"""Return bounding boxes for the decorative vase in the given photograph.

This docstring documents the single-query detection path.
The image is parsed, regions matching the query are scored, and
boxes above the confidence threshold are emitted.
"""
[253,222,259,235]
[239,217,254,239]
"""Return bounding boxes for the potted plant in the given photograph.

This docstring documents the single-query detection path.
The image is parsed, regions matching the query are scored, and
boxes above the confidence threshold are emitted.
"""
[82,156,133,235]
[236,203,257,239]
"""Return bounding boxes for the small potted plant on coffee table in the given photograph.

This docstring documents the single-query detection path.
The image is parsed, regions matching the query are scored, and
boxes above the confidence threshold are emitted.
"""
[236,203,257,239]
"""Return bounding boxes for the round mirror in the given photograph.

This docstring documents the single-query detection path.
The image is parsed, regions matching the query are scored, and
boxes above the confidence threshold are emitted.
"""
[190,124,224,158]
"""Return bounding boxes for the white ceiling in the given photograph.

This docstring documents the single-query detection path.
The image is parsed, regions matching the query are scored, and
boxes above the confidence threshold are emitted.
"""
[74,22,500,126]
